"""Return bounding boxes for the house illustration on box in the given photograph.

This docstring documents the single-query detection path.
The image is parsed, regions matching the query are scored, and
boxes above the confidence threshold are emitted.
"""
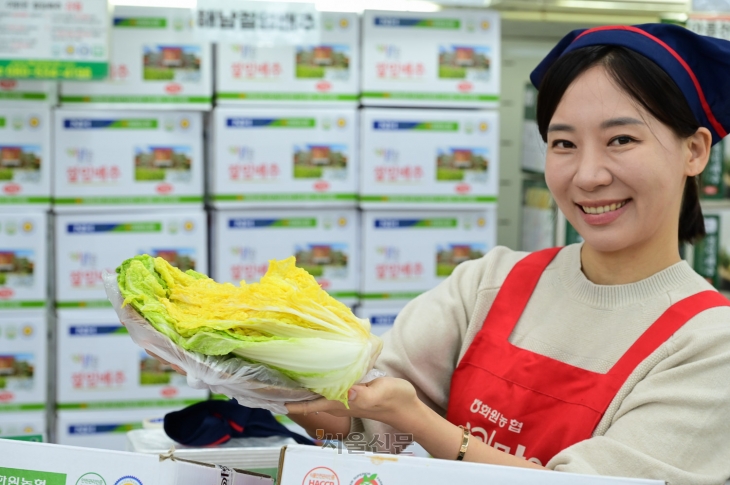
[161,47,183,67]
[311,245,333,264]
[0,356,15,376]
[0,252,15,272]
[451,245,472,264]
[310,146,332,165]
[0,147,21,167]
[313,46,334,66]
[152,147,173,168]
[454,47,475,67]
[452,149,474,169]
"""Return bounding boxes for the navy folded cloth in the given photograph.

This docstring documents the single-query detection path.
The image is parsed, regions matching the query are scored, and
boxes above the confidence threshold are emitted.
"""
[164,399,314,447]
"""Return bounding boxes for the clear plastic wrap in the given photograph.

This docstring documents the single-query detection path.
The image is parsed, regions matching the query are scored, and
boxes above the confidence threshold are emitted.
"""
[103,272,384,414]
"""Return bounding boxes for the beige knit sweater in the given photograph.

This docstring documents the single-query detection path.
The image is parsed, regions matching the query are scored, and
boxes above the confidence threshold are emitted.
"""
[351,244,730,485]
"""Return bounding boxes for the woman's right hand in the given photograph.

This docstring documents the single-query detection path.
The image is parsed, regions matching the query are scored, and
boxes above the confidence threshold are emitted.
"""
[145,350,187,376]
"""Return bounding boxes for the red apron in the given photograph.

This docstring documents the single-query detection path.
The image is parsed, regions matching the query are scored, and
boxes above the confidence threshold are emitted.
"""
[446,247,730,466]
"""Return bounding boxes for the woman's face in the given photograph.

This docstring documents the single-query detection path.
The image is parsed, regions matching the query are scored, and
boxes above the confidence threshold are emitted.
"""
[545,65,693,253]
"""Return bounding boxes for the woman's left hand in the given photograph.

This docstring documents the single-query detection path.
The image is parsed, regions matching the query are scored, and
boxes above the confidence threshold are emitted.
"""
[285,377,418,430]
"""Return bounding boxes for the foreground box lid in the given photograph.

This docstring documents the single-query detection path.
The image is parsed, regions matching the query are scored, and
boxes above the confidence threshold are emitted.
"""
[0,439,273,485]
[277,445,665,485]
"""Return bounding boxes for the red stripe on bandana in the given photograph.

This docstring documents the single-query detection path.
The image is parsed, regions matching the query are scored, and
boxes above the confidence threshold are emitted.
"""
[575,25,727,138]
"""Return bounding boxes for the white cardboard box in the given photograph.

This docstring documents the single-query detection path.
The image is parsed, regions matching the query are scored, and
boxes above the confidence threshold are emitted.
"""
[61,6,213,110]
[0,212,48,310]
[277,444,664,485]
[0,80,57,105]
[0,411,45,440]
[53,109,204,211]
[212,209,359,306]
[361,10,501,108]
[0,106,51,207]
[216,12,359,107]
[56,309,208,408]
[55,407,181,451]
[0,439,273,485]
[54,210,208,309]
[360,108,499,209]
[0,313,47,410]
[210,107,358,208]
[361,209,496,302]
[354,303,406,337]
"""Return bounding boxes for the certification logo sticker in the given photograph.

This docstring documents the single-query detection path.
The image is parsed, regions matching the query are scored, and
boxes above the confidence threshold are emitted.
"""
[350,473,383,485]
[76,473,106,485]
[302,467,339,485]
[115,477,142,485]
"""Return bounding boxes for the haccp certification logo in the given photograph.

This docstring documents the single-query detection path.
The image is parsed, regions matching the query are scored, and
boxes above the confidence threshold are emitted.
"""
[350,473,383,485]
[301,467,340,485]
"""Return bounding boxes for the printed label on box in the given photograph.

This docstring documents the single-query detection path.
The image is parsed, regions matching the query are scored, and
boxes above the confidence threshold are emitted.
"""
[0,213,47,309]
[354,303,406,336]
[53,110,204,208]
[213,209,359,304]
[0,107,51,206]
[55,211,207,308]
[360,109,498,208]
[57,310,207,408]
[211,108,358,207]
[361,209,496,300]
[216,12,359,105]
[362,10,500,107]
[0,315,46,410]
[0,80,56,105]
[0,0,109,80]
[0,411,45,440]
[61,7,213,109]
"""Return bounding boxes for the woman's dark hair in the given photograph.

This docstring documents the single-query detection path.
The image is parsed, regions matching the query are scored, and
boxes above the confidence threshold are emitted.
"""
[536,45,705,244]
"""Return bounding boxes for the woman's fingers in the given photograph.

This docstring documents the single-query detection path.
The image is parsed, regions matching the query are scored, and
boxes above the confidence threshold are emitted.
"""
[144,350,187,376]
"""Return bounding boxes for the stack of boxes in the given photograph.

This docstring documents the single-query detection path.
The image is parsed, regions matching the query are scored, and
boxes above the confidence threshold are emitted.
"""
[209,11,361,313]
[0,82,53,441]
[0,6,503,447]
[357,10,500,322]
[52,7,209,449]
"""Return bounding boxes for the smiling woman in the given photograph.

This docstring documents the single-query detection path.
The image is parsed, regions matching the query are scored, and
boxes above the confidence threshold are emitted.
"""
[282,24,730,485]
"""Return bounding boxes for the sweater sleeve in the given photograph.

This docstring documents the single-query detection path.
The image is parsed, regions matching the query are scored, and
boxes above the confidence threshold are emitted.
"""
[348,249,495,453]
[547,308,730,485]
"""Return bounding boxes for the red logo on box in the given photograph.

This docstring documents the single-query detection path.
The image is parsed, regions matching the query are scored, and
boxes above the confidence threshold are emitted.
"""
[161,387,179,398]
[704,186,719,195]
[319,279,331,290]
[316,81,332,92]
[302,467,339,485]
[313,181,330,192]
[0,391,14,402]
[350,474,383,485]
[3,184,21,194]
[457,81,473,92]
[156,183,174,194]
[0,80,17,90]
[165,83,183,94]
[0,288,14,299]
[455,183,471,194]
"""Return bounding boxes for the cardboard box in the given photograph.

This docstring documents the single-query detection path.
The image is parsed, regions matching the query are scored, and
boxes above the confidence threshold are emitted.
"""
[361,208,496,302]
[360,108,499,209]
[354,303,406,337]
[0,313,47,410]
[0,212,48,310]
[700,140,728,199]
[0,439,273,485]
[53,109,204,211]
[54,210,208,309]
[210,107,358,208]
[521,82,546,174]
[555,212,583,247]
[0,106,51,207]
[276,444,663,485]
[0,411,45,441]
[361,10,501,108]
[216,12,359,107]
[0,80,57,105]
[520,177,555,252]
[55,407,181,451]
[56,309,208,408]
[212,209,359,306]
[60,6,213,110]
